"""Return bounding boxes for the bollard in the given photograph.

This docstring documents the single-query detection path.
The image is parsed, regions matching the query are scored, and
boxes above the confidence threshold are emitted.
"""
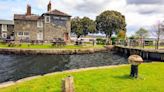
[62,76,74,92]
[128,55,143,78]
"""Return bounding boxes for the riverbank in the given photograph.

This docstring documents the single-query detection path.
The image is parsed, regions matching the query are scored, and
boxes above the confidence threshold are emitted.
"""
[0,62,163,92]
[0,45,113,55]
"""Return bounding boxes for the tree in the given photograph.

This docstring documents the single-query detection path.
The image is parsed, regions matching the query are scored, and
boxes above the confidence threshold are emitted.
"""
[96,10,126,45]
[151,22,164,49]
[71,17,83,39]
[135,28,149,38]
[71,17,96,39]
[135,28,149,48]
[117,30,126,40]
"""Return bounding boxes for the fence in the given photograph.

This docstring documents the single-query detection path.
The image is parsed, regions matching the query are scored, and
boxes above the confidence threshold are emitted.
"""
[116,38,164,50]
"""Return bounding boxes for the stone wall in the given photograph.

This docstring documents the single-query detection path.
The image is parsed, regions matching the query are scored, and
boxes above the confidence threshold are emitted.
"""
[0,47,110,55]
[44,23,66,41]
[14,20,38,41]
[44,15,71,42]
[14,15,71,42]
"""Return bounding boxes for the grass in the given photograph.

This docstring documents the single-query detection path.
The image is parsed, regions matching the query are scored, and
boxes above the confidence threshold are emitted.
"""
[0,43,104,49]
[136,46,164,49]
[0,62,164,92]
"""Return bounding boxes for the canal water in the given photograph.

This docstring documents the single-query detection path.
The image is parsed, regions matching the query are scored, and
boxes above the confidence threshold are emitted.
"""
[0,52,127,83]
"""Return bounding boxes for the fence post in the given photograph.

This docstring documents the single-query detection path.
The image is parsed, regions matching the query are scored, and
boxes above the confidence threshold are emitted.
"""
[62,76,74,92]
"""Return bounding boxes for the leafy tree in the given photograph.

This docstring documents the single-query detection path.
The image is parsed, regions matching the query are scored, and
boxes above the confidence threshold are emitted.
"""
[71,17,96,39]
[96,10,126,45]
[135,28,149,38]
[71,17,83,39]
[135,28,149,48]
[117,30,126,40]
[81,17,97,34]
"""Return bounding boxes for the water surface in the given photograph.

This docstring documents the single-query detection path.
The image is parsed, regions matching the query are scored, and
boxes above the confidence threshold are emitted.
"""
[0,52,127,83]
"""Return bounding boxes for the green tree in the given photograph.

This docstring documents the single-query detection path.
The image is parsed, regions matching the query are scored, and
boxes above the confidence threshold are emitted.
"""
[71,17,83,39]
[81,17,97,34]
[135,28,149,38]
[135,28,149,48]
[96,10,126,45]
[71,17,96,39]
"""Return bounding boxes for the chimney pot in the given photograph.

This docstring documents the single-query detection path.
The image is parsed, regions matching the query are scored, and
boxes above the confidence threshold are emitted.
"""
[47,1,51,12]
[26,5,31,16]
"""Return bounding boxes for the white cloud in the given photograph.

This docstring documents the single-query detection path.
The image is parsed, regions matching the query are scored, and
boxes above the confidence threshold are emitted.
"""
[0,0,164,36]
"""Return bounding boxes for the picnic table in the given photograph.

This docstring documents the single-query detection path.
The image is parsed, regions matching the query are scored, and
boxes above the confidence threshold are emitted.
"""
[51,38,66,47]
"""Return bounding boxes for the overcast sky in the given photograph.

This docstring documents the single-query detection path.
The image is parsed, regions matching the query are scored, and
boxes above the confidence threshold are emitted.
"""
[0,0,164,36]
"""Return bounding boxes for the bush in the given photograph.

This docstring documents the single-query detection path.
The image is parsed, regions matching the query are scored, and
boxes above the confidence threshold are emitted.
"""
[96,38,106,45]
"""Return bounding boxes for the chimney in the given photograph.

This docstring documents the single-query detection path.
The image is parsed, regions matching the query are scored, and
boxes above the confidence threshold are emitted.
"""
[47,1,51,12]
[26,4,31,16]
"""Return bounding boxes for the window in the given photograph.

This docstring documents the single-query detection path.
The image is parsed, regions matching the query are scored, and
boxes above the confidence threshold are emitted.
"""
[45,16,50,23]
[53,16,60,20]
[2,33,7,38]
[18,32,23,36]
[37,20,43,28]
[24,32,29,36]
[61,17,68,20]
[2,24,7,31]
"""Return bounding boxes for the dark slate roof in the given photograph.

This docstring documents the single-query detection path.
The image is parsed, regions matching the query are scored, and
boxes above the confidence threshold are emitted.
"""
[43,9,71,17]
[14,14,40,21]
[0,19,14,25]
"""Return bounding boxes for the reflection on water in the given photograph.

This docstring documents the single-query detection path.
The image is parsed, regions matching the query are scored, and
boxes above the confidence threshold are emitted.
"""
[0,52,127,83]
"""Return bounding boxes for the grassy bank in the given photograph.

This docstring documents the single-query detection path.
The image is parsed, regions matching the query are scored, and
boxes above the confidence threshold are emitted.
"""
[0,43,104,49]
[0,62,164,92]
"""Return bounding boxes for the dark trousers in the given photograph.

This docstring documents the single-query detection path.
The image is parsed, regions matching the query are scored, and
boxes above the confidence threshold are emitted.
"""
[130,65,138,78]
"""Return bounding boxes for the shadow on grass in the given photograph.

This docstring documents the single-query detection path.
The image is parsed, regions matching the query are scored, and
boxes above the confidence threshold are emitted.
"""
[112,74,134,80]
[112,74,145,80]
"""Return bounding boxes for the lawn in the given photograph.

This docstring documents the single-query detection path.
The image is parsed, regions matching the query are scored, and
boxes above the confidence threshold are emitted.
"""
[0,62,164,92]
[0,43,104,49]
[136,46,164,49]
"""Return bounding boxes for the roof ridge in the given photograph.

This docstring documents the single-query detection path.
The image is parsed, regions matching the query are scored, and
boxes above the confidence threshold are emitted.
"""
[44,9,71,17]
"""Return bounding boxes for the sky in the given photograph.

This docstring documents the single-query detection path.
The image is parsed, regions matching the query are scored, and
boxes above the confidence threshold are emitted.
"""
[0,0,164,37]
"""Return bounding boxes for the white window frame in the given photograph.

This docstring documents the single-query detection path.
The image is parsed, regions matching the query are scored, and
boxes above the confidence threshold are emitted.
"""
[17,32,23,37]
[53,16,60,20]
[37,20,43,28]
[2,33,7,38]
[23,32,30,37]
[61,17,68,20]
[2,24,7,31]
[17,32,30,37]
[45,16,51,23]
[37,32,43,40]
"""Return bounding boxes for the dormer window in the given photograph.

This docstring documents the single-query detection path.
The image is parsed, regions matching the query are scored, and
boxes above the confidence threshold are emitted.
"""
[45,16,50,23]
[37,20,43,28]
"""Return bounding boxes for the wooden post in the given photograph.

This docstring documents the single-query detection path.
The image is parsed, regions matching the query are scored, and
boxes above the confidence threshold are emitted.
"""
[62,76,74,92]
[130,65,139,78]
